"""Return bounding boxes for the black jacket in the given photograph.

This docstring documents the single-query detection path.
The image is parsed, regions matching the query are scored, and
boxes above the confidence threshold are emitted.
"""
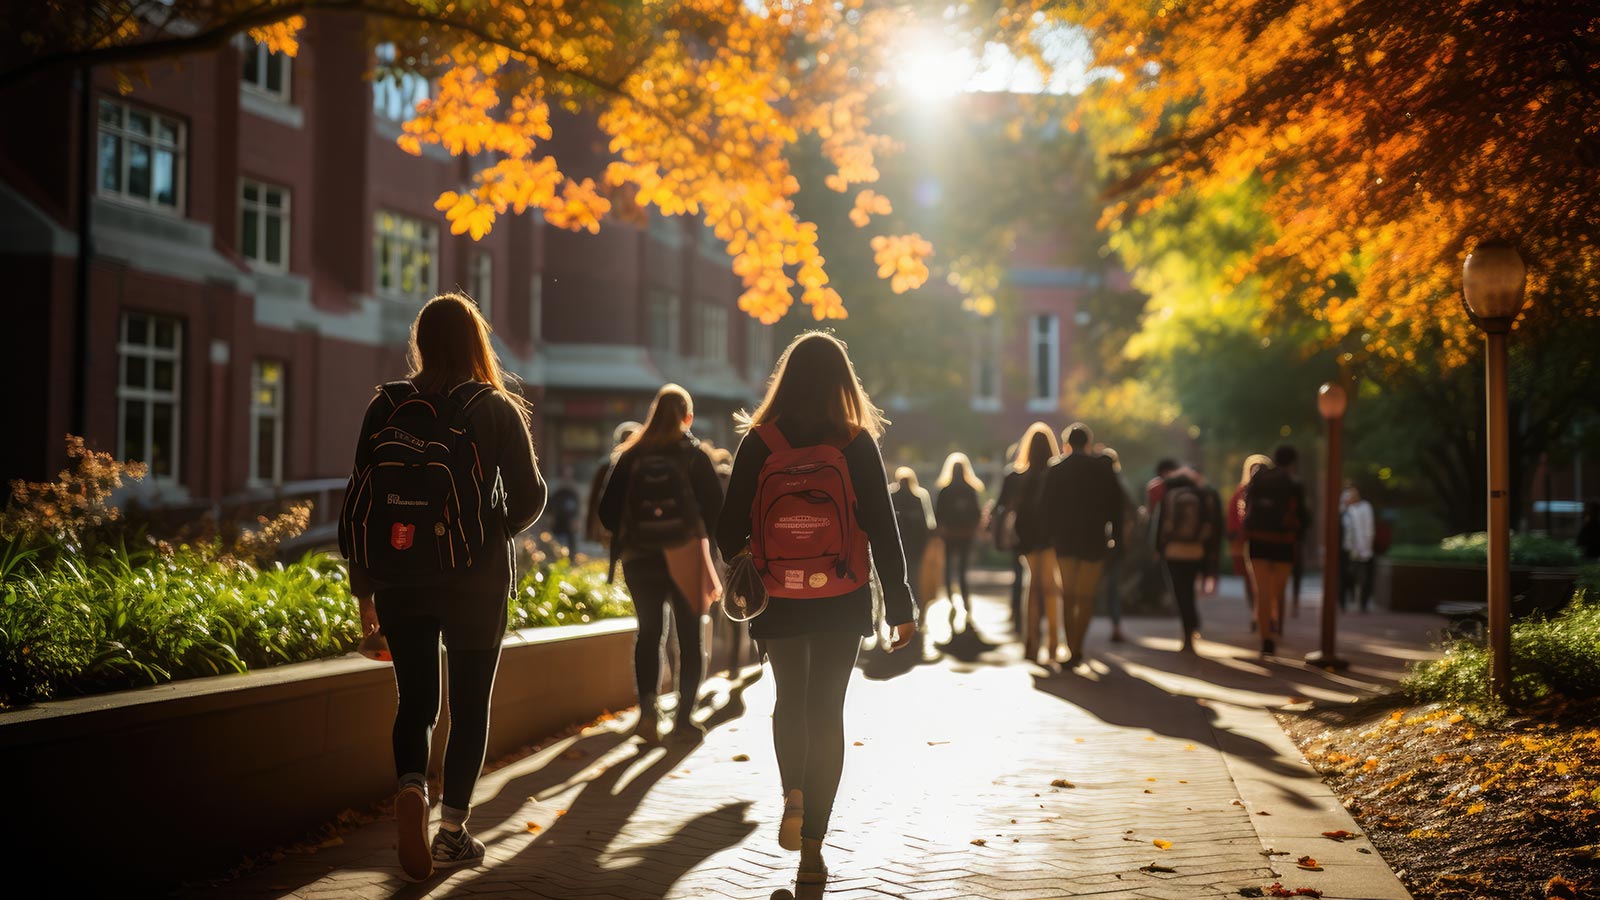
[716,424,915,638]
[1042,451,1124,561]
[597,435,724,559]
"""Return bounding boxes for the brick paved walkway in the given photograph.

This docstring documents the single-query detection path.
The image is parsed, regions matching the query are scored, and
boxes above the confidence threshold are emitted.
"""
[204,574,1427,900]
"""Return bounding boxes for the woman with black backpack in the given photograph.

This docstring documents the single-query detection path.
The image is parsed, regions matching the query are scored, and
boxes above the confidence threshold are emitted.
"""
[934,451,985,631]
[1010,423,1060,665]
[342,293,545,881]
[889,466,936,607]
[598,383,724,745]
[716,331,918,886]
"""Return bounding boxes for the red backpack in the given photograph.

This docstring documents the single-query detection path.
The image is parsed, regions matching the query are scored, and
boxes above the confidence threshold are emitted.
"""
[750,424,870,598]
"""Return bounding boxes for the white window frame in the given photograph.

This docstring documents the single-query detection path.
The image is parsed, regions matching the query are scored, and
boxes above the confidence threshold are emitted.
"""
[117,313,183,482]
[97,97,186,213]
[698,304,728,362]
[249,359,286,488]
[746,322,772,383]
[239,178,290,271]
[972,314,1002,412]
[241,40,291,102]
[529,272,543,341]
[649,290,681,355]
[468,252,493,323]
[373,42,432,122]
[1027,313,1060,412]
[372,211,439,301]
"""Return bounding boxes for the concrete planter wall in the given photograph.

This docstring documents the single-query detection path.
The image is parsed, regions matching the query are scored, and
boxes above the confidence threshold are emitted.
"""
[1,618,639,889]
[1376,559,1579,615]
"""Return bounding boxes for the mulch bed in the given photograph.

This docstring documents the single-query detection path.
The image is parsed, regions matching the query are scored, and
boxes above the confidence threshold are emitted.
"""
[1279,698,1600,900]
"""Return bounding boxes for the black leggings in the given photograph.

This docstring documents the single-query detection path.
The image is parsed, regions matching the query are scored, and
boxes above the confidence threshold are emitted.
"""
[944,537,974,605]
[766,631,860,840]
[1166,560,1202,638]
[383,612,502,814]
[623,556,703,725]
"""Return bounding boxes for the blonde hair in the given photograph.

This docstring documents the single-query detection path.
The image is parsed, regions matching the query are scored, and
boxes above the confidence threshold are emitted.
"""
[1013,422,1059,474]
[1240,453,1273,489]
[618,384,694,456]
[936,451,985,492]
[407,292,529,425]
[737,331,885,441]
[893,466,921,490]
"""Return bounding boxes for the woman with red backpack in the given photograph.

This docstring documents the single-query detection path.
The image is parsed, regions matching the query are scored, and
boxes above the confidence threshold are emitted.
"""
[716,332,918,886]
[934,451,985,632]
[341,293,545,881]
[598,383,725,746]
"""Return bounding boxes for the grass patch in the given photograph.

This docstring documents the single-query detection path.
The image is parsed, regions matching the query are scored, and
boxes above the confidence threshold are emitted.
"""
[1404,593,1600,713]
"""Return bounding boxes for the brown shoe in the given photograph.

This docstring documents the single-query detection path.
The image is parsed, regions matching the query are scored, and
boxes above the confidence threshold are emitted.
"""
[396,783,434,882]
[798,837,829,883]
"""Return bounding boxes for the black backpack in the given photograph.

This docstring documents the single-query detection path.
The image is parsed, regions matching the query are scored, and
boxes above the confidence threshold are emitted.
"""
[1244,468,1300,544]
[891,487,929,541]
[942,486,981,538]
[619,446,702,551]
[339,381,496,587]
[1159,483,1213,553]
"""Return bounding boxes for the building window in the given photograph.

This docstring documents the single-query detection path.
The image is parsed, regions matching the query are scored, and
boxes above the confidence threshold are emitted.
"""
[698,304,728,362]
[972,315,1001,412]
[529,272,543,341]
[468,253,493,322]
[1028,313,1060,411]
[240,179,290,270]
[118,313,182,480]
[97,98,185,212]
[373,43,431,122]
[648,290,681,355]
[746,322,772,383]
[250,360,286,487]
[241,40,291,101]
[373,211,438,301]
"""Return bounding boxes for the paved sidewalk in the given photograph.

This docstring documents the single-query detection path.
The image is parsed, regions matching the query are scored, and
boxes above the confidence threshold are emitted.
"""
[201,574,1433,900]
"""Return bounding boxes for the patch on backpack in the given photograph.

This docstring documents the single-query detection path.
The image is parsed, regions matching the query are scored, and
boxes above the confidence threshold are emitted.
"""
[391,522,415,550]
[434,522,447,537]
[785,569,804,590]
[808,572,828,588]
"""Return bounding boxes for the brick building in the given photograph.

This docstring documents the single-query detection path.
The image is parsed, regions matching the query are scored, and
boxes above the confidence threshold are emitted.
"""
[0,13,772,515]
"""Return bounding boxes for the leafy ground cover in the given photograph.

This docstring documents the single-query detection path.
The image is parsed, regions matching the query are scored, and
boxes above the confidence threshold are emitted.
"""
[1282,596,1600,900]
[1388,532,1585,568]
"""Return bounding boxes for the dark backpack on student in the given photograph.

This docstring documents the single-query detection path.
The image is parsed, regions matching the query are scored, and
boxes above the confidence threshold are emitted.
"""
[619,446,702,551]
[1159,483,1213,559]
[339,381,496,587]
[750,424,868,598]
[1244,468,1301,544]
[941,486,981,539]
[891,487,929,542]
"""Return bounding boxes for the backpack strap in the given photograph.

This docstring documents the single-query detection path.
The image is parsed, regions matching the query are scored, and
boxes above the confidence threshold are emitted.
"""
[449,381,496,411]
[377,381,418,424]
[755,423,790,453]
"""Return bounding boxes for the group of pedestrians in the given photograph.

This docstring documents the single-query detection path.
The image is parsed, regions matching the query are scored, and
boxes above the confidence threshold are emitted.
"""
[341,302,914,886]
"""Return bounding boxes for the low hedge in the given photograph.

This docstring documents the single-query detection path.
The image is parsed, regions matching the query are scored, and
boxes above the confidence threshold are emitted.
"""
[1388,532,1584,568]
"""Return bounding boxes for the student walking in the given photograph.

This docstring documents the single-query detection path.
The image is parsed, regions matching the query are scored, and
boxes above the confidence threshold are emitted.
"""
[1010,424,1060,665]
[1099,448,1134,644]
[598,384,724,745]
[1243,444,1308,656]
[716,332,917,886]
[1229,454,1272,627]
[990,442,1027,630]
[1153,466,1223,652]
[546,468,581,552]
[890,466,937,606]
[1340,481,1377,612]
[340,293,546,881]
[1044,423,1124,668]
[934,452,985,630]
[585,421,641,548]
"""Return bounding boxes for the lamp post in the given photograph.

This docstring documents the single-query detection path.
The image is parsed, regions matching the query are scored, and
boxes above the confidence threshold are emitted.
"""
[1462,240,1528,700]
[1307,382,1348,670]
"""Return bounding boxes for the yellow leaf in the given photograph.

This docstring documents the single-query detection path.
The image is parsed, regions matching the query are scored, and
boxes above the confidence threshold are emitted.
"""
[1153,839,1173,850]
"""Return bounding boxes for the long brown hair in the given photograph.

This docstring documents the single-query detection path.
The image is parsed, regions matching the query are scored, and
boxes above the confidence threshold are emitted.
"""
[618,383,694,456]
[936,451,985,492]
[1013,422,1058,473]
[737,331,884,441]
[407,292,529,425]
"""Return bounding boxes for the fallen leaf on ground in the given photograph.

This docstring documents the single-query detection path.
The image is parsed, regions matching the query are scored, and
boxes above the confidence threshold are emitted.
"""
[1547,875,1581,900]
[928,740,950,746]
[852,741,863,746]
[525,822,542,833]
[1051,778,1076,788]
[1153,839,1173,850]
[970,838,987,846]
[1357,848,1372,854]
[1239,888,1265,898]
[1295,856,1322,871]
[1141,863,1177,873]
[1147,777,1158,782]
[1144,736,1157,742]
[1321,830,1359,841]
[731,754,750,762]
[1184,743,1197,751]
[1232,799,1246,807]
[1264,884,1323,898]
[1257,810,1272,816]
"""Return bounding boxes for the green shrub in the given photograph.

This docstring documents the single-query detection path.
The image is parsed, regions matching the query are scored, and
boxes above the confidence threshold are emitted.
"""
[1388,531,1584,568]
[510,558,634,629]
[1404,595,1600,710]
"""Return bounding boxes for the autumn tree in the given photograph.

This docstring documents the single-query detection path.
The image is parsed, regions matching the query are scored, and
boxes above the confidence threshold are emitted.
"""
[1058,0,1600,369]
[3,0,964,322]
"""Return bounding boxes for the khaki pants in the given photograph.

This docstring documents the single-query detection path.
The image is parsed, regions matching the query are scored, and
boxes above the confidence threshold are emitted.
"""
[1057,555,1106,658]
[1246,557,1292,639]
[1022,549,1059,661]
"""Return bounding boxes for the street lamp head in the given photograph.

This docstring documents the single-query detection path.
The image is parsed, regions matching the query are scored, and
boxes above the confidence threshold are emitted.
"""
[1463,239,1527,327]
[1317,382,1348,420]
